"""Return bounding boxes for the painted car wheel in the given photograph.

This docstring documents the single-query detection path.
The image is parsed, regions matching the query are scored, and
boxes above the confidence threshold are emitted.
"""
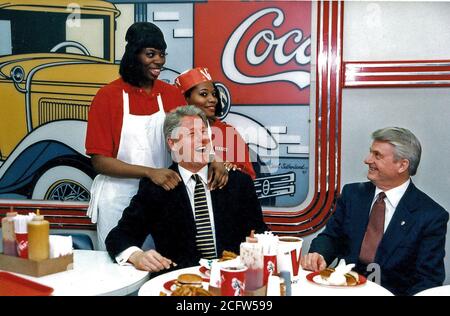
[32,166,92,201]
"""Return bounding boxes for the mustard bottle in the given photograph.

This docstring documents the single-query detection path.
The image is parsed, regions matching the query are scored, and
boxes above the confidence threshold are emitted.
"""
[27,210,49,261]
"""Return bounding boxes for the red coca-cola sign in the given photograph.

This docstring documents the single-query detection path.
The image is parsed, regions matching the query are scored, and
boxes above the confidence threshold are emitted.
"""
[194,1,311,105]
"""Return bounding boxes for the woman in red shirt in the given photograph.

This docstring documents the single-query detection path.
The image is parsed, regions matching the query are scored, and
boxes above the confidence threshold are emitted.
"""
[86,24,228,260]
[175,67,256,179]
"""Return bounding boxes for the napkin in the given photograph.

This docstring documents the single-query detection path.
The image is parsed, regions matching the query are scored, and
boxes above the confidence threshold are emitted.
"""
[199,258,218,270]
[254,231,278,255]
[49,235,73,258]
[327,259,355,286]
[266,274,281,296]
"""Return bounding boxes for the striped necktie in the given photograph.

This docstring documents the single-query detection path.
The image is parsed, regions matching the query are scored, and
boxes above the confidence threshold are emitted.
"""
[192,174,217,259]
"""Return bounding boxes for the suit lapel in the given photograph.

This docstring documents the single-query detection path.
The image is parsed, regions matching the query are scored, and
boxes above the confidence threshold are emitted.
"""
[169,163,196,232]
[376,182,417,266]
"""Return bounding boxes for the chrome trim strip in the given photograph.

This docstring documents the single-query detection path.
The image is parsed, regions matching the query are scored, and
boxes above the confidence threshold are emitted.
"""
[348,71,450,77]
[346,80,450,86]
[346,62,450,68]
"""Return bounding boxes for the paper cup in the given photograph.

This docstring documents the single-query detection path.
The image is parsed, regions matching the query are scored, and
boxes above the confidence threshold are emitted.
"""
[263,255,277,285]
[277,236,303,294]
[16,233,28,259]
[220,266,247,296]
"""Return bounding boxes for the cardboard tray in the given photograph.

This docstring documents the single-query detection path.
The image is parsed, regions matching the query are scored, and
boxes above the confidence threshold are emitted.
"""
[208,285,267,296]
[0,253,73,277]
[0,271,54,296]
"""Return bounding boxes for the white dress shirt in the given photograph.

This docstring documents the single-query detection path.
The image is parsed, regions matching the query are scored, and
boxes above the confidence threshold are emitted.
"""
[373,179,410,233]
[116,165,217,264]
[178,164,217,251]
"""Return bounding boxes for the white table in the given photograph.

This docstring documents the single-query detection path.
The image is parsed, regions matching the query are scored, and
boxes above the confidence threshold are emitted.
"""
[4,250,149,296]
[138,266,393,296]
[414,285,450,296]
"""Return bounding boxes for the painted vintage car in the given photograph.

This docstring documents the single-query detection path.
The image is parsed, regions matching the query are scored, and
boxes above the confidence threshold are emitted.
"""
[0,0,120,201]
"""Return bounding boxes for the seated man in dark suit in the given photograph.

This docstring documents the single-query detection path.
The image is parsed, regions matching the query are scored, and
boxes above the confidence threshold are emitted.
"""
[106,105,268,273]
[301,127,448,296]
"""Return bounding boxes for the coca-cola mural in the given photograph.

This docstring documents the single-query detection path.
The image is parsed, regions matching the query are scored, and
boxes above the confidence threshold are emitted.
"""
[193,1,311,207]
[0,0,311,210]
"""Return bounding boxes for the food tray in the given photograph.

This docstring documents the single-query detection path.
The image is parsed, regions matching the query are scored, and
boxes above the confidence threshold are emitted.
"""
[0,271,54,296]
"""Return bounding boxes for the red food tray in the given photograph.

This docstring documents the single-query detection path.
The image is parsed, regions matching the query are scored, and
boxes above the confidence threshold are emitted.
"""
[0,271,54,296]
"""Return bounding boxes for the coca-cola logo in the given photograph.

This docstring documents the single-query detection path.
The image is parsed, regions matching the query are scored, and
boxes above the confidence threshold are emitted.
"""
[17,239,28,253]
[222,7,311,89]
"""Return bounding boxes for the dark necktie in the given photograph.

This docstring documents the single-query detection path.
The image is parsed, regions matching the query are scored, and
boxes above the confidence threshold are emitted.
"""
[192,174,217,259]
[359,192,386,264]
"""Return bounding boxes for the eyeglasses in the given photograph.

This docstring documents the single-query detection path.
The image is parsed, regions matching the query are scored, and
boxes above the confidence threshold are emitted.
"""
[144,49,168,58]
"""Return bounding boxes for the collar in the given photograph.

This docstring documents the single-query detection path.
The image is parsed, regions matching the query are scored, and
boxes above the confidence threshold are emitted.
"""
[120,78,163,96]
[178,164,209,186]
[375,178,410,208]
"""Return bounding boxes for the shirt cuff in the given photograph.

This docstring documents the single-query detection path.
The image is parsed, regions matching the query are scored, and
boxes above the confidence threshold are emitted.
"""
[115,246,142,265]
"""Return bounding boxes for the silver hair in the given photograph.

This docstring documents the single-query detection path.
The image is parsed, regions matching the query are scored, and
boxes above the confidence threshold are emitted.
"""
[372,127,422,176]
[163,105,207,140]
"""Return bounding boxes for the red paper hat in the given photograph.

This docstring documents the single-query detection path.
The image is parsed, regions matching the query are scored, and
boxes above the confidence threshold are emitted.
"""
[175,67,213,94]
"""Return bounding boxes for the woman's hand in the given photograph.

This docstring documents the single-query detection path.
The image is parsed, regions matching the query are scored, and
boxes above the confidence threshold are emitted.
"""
[208,161,229,190]
[224,162,239,172]
[145,168,181,191]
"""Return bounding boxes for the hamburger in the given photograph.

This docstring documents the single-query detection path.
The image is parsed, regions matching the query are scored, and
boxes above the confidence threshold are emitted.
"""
[176,273,203,288]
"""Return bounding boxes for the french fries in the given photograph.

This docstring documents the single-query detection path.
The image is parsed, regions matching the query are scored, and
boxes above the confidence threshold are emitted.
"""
[218,250,238,262]
[171,285,212,296]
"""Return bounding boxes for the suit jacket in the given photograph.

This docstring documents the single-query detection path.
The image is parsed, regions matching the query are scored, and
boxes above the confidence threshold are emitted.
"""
[106,163,268,270]
[309,181,448,296]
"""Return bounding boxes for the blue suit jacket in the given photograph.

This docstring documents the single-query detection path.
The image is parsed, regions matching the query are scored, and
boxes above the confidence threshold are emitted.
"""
[309,181,448,296]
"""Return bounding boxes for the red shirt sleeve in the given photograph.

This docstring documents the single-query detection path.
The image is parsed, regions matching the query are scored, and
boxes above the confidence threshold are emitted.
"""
[232,128,256,180]
[85,85,121,158]
[212,120,256,180]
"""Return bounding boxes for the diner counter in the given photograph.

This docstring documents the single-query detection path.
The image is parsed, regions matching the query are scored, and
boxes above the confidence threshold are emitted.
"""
[138,266,394,296]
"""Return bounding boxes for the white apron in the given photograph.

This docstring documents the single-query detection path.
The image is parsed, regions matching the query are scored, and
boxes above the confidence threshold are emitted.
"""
[87,91,170,250]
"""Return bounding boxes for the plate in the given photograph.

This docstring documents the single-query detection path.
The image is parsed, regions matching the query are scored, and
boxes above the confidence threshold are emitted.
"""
[306,271,367,287]
[0,271,54,296]
[199,266,210,278]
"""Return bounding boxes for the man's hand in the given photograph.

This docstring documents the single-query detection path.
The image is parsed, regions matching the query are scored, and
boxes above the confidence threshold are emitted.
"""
[128,249,174,272]
[301,252,327,271]
[145,168,181,191]
[208,162,229,190]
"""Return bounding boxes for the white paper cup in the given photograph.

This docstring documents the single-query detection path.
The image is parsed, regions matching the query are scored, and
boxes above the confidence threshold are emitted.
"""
[276,236,303,295]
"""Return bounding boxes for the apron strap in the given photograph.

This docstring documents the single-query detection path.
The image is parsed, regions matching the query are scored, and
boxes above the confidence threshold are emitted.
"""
[156,94,164,112]
[122,90,130,114]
